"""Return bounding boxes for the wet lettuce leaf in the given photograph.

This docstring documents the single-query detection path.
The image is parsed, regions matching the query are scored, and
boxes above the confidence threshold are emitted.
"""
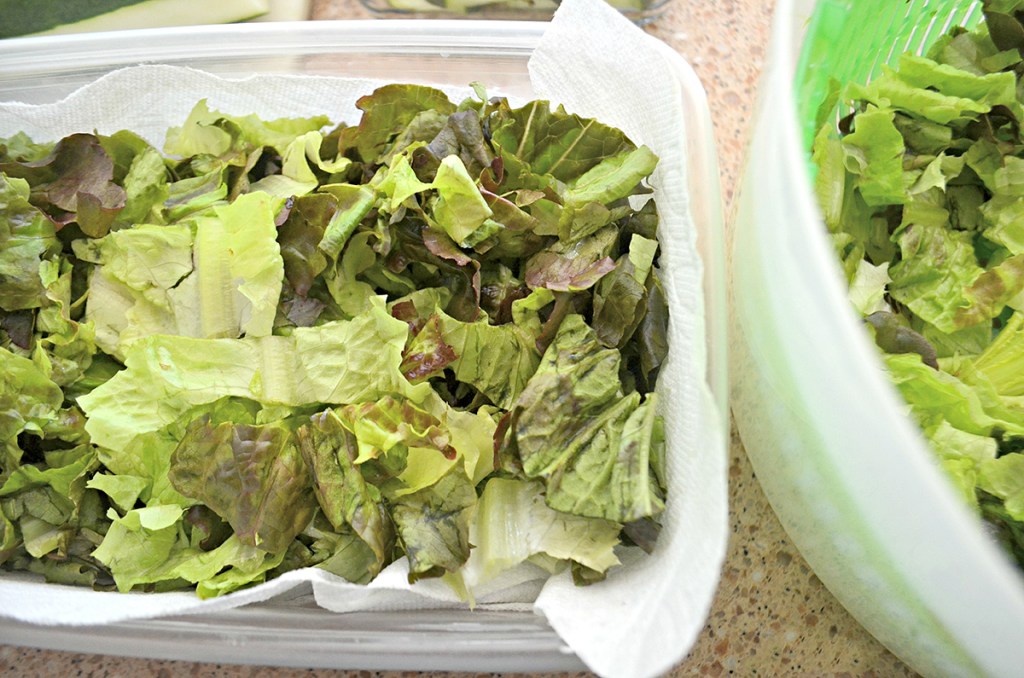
[168,418,317,554]
[814,5,1024,571]
[511,314,666,523]
[459,477,621,590]
[0,82,666,595]
[0,175,60,312]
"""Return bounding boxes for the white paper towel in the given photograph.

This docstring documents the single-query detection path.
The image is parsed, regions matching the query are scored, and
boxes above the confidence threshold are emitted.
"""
[0,1,728,675]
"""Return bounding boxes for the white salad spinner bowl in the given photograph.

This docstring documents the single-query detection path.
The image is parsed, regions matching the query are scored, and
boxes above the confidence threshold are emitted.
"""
[731,0,1024,676]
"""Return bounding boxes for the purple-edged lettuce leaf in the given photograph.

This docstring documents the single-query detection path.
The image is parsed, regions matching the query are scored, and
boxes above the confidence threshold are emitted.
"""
[0,175,60,312]
[168,417,317,554]
[341,84,457,165]
[511,314,665,523]
[0,133,126,237]
[390,463,475,583]
[297,409,395,578]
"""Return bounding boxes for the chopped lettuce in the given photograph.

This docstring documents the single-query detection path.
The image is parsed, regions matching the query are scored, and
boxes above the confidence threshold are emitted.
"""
[0,85,666,596]
[813,2,1024,571]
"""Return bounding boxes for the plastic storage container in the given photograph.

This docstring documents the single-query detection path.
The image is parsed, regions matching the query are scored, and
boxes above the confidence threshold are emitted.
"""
[0,19,726,672]
[357,0,672,26]
[731,1,1024,676]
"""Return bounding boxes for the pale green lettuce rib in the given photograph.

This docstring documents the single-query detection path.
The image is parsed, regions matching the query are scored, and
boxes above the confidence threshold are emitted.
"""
[78,296,431,455]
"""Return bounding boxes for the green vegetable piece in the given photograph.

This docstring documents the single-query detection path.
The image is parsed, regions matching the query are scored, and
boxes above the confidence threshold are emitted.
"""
[462,477,621,588]
[0,175,59,312]
[390,463,475,582]
[841,106,906,206]
[78,296,429,456]
[513,314,665,522]
[168,418,317,553]
[296,409,394,577]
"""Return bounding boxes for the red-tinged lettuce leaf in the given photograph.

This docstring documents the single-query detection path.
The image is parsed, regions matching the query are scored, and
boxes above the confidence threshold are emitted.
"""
[480,264,530,326]
[297,409,395,578]
[0,175,60,312]
[524,225,618,292]
[426,109,495,178]
[389,463,476,583]
[404,308,542,409]
[302,513,381,584]
[592,234,660,348]
[168,419,318,554]
[335,395,455,464]
[488,99,636,184]
[512,314,665,523]
[390,222,481,322]
[0,133,126,237]
[400,314,457,382]
[635,270,669,391]
[278,193,334,297]
[342,84,457,165]
[0,310,34,351]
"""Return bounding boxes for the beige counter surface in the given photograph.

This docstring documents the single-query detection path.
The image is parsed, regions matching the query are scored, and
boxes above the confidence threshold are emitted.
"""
[1,1,919,676]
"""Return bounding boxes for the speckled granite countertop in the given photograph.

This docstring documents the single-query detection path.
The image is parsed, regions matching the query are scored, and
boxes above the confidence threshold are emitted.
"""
[1,1,920,676]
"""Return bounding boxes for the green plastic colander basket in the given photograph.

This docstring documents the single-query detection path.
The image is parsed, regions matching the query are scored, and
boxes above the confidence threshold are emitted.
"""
[796,0,985,149]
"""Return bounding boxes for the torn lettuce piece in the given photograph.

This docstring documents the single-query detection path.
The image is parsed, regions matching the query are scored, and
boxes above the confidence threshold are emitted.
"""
[0,133,126,238]
[343,84,457,165]
[592,233,659,348]
[0,174,59,312]
[249,131,352,198]
[888,224,1024,333]
[488,99,636,183]
[164,99,330,160]
[82,192,285,358]
[168,418,318,554]
[512,314,666,523]
[429,155,494,247]
[840,106,906,206]
[91,504,183,592]
[297,409,395,577]
[390,463,475,583]
[459,477,621,590]
[0,346,64,449]
[78,296,431,456]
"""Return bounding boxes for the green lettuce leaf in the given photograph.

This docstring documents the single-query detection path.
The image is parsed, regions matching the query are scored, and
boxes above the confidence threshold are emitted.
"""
[389,463,475,582]
[0,174,59,311]
[461,477,621,588]
[168,418,317,553]
[512,314,665,522]
[90,504,183,592]
[0,346,63,448]
[489,99,636,183]
[840,106,906,206]
[164,99,330,160]
[83,191,285,357]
